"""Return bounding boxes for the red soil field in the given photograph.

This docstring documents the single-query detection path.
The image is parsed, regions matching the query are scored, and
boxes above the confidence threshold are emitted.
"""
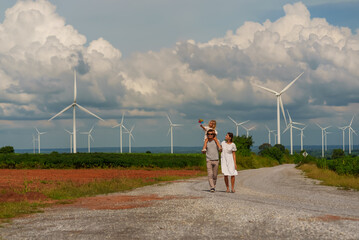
[0,169,202,203]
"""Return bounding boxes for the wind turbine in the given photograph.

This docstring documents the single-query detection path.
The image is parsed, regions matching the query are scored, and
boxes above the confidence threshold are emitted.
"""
[345,115,356,154]
[252,72,304,144]
[338,126,347,152]
[35,128,46,154]
[228,116,249,136]
[80,125,95,153]
[283,110,305,155]
[316,123,330,158]
[167,114,182,154]
[64,129,74,153]
[48,70,104,153]
[265,125,276,145]
[123,125,135,153]
[32,134,37,154]
[293,125,306,151]
[324,130,332,151]
[112,113,125,153]
[241,125,255,138]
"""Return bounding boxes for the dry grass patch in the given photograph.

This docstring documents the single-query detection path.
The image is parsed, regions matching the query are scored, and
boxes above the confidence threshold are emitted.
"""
[298,164,359,191]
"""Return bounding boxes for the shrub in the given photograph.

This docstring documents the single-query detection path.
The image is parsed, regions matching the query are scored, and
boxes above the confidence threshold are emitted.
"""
[0,146,14,154]
[332,149,345,159]
[233,135,254,156]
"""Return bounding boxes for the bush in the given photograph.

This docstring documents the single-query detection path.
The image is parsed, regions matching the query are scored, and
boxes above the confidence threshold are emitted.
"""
[233,135,254,156]
[0,146,14,154]
[332,149,345,159]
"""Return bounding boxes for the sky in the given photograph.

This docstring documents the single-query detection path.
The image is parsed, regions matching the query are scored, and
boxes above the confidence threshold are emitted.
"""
[1,0,359,151]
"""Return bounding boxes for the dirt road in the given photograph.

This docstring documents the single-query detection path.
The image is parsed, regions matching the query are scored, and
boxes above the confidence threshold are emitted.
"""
[1,164,358,239]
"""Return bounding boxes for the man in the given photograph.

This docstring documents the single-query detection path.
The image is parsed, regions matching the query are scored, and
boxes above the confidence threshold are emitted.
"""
[202,129,222,192]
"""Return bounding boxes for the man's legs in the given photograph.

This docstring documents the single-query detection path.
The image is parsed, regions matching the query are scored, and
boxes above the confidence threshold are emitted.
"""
[206,160,219,190]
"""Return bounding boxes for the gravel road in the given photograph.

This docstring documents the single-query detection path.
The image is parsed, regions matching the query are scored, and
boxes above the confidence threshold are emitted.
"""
[1,164,359,240]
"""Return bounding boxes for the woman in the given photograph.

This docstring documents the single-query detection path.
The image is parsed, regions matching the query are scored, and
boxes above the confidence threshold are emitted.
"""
[221,132,237,193]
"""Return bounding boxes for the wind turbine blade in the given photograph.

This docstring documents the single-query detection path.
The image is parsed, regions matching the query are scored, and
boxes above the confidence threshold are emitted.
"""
[130,133,135,142]
[286,110,292,123]
[316,123,323,129]
[280,72,304,94]
[90,135,94,142]
[64,129,72,134]
[239,120,249,125]
[172,124,182,127]
[293,121,305,125]
[130,125,135,132]
[253,83,278,95]
[292,126,301,131]
[120,113,125,124]
[76,104,104,121]
[112,124,121,128]
[228,116,237,124]
[283,124,290,133]
[279,96,287,127]
[122,125,129,133]
[167,127,171,136]
[350,115,355,126]
[35,127,40,134]
[166,114,173,125]
[48,104,73,121]
[74,70,77,102]
[265,125,270,131]
[89,125,95,133]
[351,127,358,135]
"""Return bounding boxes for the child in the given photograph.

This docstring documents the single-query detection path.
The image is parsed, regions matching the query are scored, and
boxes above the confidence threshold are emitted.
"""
[202,129,222,192]
[200,119,218,140]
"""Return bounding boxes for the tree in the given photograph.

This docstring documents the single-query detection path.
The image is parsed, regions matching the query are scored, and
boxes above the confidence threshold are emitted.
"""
[233,135,254,156]
[0,146,14,154]
[332,149,345,159]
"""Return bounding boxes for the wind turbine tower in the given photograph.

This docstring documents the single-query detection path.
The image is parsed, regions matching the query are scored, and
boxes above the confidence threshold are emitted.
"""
[253,72,304,144]
[80,125,95,153]
[316,124,330,158]
[166,114,182,154]
[338,126,347,152]
[35,128,46,154]
[284,110,305,155]
[64,129,74,153]
[123,125,135,153]
[48,70,104,153]
[112,114,125,153]
[293,125,306,151]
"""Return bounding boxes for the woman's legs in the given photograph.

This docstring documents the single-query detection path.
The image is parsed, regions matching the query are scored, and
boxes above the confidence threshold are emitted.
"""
[224,176,230,192]
[231,176,235,192]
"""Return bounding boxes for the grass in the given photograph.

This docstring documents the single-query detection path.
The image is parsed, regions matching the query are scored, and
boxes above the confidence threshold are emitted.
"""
[0,171,205,223]
[0,202,45,220]
[236,152,280,170]
[298,163,359,191]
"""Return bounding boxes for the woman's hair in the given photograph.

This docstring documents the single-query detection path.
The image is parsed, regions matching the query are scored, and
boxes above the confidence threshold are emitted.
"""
[227,132,234,142]
[210,120,217,129]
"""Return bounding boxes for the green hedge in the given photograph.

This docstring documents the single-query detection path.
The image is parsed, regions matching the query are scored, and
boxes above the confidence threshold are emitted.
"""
[316,156,359,176]
[0,153,206,169]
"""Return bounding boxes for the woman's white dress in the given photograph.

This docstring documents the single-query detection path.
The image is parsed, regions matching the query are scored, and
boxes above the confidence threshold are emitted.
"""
[221,141,238,176]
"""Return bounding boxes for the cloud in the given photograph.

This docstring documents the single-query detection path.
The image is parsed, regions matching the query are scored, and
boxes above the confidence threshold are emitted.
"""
[1,1,359,148]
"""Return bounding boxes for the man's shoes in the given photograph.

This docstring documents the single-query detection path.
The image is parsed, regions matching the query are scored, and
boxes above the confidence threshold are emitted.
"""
[210,188,215,193]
